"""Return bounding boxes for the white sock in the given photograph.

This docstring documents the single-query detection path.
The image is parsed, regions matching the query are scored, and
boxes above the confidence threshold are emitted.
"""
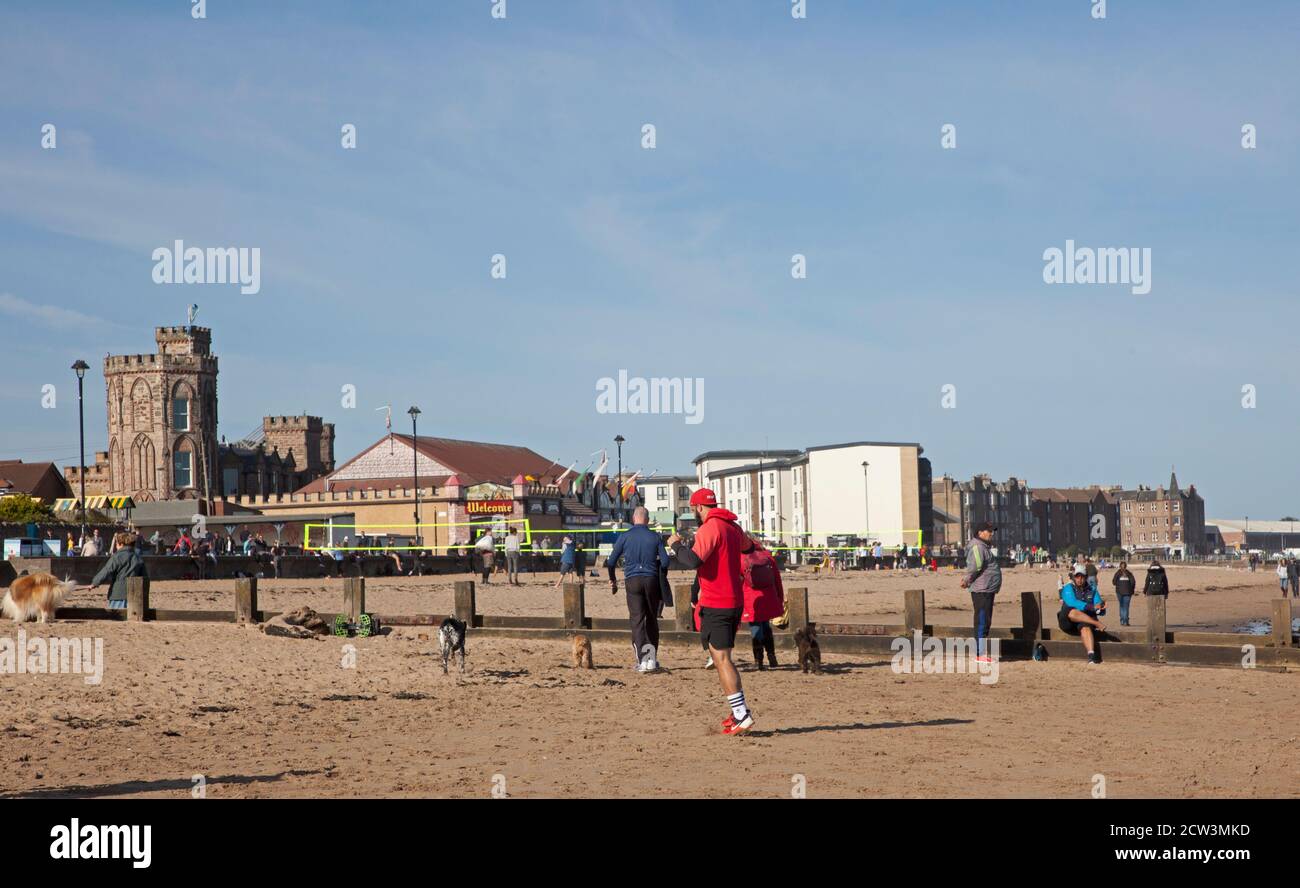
[727,691,748,720]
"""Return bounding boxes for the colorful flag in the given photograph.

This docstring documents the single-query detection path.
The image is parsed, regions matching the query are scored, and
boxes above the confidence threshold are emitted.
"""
[555,461,577,487]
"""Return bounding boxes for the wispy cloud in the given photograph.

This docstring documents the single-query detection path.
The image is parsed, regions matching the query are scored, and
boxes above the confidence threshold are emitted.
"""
[0,292,122,330]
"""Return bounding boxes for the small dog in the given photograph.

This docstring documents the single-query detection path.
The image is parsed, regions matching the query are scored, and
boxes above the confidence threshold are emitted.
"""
[794,625,822,674]
[571,634,593,669]
[438,616,467,674]
[2,571,70,624]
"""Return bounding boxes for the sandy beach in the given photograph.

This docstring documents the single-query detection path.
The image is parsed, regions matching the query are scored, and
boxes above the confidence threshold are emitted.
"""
[1,562,1295,798]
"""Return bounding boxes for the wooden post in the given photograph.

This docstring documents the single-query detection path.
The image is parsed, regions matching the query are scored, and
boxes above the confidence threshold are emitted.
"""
[126,575,149,622]
[235,576,258,624]
[673,583,694,631]
[453,580,476,626]
[1146,594,1166,659]
[1272,598,1293,648]
[786,586,809,632]
[904,588,926,636]
[563,582,586,630]
[1021,590,1043,642]
[343,576,366,622]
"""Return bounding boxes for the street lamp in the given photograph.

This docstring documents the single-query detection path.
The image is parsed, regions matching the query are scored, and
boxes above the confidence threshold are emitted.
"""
[614,435,625,521]
[408,406,422,548]
[72,360,89,543]
[861,461,870,542]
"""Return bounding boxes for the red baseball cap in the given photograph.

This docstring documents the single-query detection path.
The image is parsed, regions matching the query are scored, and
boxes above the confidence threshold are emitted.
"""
[689,488,718,507]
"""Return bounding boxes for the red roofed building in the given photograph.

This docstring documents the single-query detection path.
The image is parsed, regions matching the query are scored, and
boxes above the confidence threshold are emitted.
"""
[0,459,72,504]
[296,433,556,495]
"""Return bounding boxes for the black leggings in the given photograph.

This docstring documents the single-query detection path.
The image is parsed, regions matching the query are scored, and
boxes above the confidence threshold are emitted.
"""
[626,575,662,661]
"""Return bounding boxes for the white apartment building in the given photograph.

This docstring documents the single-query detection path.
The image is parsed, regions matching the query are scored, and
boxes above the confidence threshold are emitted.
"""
[640,475,696,524]
[694,442,932,549]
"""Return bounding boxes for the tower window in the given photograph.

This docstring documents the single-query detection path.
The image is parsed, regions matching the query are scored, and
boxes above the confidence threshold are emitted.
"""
[173,450,192,488]
[173,397,190,431]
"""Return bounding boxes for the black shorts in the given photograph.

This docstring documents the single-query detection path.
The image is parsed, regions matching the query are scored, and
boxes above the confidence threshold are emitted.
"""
[1057,604,1097,636]
[698,606,742,650]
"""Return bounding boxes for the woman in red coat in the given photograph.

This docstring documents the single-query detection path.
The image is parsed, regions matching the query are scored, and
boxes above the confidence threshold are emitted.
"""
[741,535,785,669]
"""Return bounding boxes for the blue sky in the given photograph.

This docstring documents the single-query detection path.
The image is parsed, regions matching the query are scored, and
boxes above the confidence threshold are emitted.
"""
[1,0,1297,517]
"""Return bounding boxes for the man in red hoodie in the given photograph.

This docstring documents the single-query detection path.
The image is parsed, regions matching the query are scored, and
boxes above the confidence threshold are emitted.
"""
[667,488,753,735]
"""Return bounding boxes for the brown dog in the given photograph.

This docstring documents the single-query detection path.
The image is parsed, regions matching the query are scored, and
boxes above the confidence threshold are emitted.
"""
[2,571,70,623]
[795,625,822,674]
[572,634,594,669]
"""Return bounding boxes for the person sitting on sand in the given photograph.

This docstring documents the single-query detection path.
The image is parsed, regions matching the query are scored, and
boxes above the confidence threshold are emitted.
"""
[1058,568,1107,664]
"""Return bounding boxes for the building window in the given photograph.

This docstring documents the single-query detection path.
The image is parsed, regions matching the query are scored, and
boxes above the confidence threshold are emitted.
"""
[769,472,775,487]
[1173,502,1180,512]
[656,485,667,500]
[678,486,690,499]
[173,397,190,432]
[727,478,732,493]
[173,450,192,488]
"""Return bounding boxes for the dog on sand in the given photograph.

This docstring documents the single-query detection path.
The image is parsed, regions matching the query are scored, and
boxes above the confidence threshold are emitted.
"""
[2,571,70,623]
[795,625,822,674]
[438,616,467,674]
[571,634,593,669]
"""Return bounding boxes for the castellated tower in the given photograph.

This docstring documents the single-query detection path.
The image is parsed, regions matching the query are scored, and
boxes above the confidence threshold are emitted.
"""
[101,326,219,502]
[261,415,336,478]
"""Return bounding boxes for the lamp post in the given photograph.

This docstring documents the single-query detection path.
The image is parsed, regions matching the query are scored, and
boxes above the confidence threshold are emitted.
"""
[861,461,870,542]
[614,434,625,522]
[408,406,422,548]
[71,360,89,543]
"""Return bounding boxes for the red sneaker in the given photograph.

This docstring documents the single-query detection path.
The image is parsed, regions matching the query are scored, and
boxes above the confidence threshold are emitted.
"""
[721,711,754,735]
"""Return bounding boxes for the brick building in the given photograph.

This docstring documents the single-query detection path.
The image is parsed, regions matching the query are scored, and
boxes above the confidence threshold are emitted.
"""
[1029,487,1119,554]
[933,475,1035,550]
[1115,471,1206,558]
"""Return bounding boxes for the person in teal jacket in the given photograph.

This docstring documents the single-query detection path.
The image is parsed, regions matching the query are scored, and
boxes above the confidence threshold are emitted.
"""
[1057,569,1106,664]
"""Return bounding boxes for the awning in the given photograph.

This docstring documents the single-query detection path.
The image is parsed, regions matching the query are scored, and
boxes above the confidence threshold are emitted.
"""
[83,495,134,510]
[54,495,134,511]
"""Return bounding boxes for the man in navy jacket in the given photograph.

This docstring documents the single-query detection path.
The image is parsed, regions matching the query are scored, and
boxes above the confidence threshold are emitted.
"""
[608,506,671,672]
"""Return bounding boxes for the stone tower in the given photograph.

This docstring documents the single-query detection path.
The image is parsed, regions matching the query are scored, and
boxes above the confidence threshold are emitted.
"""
[101,326,219,502]
[261,415,336,478]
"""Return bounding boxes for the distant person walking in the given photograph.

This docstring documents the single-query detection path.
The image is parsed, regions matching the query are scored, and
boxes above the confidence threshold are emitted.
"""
[607,507,671,672]
[554,536,578,588]
[1288,557,1300,600]
[1111,561,1137,626]
[474,531,495,585]
[1277,560,1290,596]
[960,521,1001,663]
[504,528,522,586]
